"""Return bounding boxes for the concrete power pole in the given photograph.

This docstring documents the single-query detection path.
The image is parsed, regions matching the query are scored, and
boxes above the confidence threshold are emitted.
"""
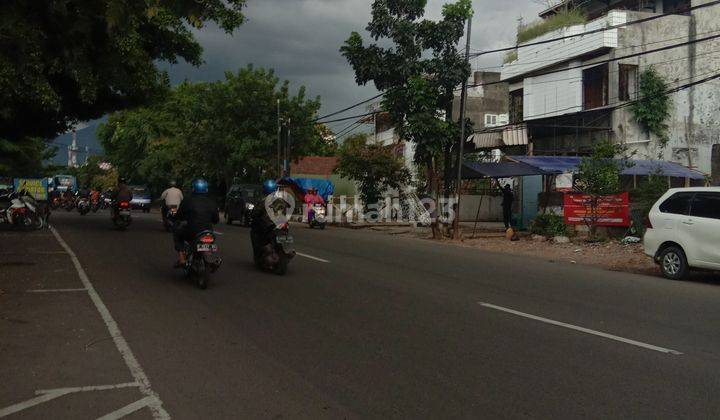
[453,11,473,240]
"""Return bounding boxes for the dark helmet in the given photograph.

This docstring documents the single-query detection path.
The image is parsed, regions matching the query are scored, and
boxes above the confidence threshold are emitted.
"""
[169,180,177,187]
[263,179,278,195]
[119,177,127,184]
[191,178,209,194]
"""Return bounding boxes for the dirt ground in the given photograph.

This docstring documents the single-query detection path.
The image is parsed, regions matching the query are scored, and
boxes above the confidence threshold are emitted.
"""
[365,226,659,276]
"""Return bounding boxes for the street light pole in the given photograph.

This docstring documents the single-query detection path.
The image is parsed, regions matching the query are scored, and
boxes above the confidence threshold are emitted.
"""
[453,11,473,240]
[277,99,281,177]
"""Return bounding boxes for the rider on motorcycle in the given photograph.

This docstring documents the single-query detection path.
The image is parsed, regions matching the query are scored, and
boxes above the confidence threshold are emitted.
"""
[112,178,134,217]
[173,178,219,267]
[251,180,291,258]
[160,180,183,222]
[304,187,325,221]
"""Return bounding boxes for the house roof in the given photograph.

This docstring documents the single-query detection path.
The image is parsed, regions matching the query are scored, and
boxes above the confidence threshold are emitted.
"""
[291,156,338,176]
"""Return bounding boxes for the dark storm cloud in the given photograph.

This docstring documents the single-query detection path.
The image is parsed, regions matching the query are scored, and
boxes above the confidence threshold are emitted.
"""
[163,0,544,130]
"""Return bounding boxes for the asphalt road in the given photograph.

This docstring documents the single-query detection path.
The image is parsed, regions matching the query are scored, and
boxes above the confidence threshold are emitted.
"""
[3,210,720,419]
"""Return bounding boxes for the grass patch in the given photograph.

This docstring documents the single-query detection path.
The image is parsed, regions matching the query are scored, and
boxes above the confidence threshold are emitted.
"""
[517,8,587,44]
[503,49,518,64]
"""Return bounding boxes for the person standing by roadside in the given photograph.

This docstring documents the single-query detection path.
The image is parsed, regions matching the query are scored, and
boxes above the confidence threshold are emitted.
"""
[501,184,514,229]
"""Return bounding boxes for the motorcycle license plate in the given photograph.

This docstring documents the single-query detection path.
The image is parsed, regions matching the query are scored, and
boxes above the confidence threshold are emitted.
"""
[119,210,131,216]
[277,235,293,244]
[196,243,217,252]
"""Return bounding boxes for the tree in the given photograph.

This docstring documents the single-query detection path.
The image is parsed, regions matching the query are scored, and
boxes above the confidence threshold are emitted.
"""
[340,0,472,236]
[335,134,411,212]
[0,0,245,175]
[98,66,321,193]
[631,67,671,148]
[575,140,631,239]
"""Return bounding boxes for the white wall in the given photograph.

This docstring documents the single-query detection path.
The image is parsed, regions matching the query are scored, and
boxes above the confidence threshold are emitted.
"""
[502,11,625,80]
[524,61,584,120]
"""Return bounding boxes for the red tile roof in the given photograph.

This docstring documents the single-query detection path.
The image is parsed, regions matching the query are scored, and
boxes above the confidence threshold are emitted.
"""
[291,156,338,176]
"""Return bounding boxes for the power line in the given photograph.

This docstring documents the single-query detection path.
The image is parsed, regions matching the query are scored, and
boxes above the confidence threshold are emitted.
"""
[315,110,378,125]
[469,0,720,57]
[313,92,384,123]
[473,27,720,71]
[471,68,720,134]
[468,32,720,88]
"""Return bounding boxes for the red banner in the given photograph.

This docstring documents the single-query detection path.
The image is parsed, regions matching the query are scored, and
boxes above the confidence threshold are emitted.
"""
[563,192,630,227]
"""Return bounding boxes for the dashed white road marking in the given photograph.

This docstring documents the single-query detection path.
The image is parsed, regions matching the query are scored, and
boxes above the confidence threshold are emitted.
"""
[26,288,88,293]
[0,383,139,418]
[49,226,170,418]
[97,396,156,420]
[296,252,330,263]
[479,302,683,355]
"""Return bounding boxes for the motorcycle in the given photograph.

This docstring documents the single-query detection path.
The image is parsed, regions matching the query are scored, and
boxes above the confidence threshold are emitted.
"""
[163,205,179,232]
[183,230,222,289]
[308,204,327,229]
[254,223,295,275]
[63,195,75,212]
[77,197,91,216]
[90,196,101,213]
[0,192,43,230]
[112,200,132,230]
[50,196,61,210]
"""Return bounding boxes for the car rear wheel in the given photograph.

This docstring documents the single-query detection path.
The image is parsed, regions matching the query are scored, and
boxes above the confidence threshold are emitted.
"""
[659,245,689,280]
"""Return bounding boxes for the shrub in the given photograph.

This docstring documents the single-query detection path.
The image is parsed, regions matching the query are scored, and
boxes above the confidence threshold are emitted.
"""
[530,213,568,237]
[503,49,518,64]
[517,9,587,44]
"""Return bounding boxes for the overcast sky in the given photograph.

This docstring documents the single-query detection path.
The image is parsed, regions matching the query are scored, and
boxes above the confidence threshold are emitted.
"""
[164,0,544,132]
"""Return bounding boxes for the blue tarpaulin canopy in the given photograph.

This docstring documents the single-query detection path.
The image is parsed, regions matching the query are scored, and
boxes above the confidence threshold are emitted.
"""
[280,178,335,201]
[510,156,706,180]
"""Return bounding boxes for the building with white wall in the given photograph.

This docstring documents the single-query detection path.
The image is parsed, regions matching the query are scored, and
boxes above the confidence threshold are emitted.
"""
[500,0,720,184]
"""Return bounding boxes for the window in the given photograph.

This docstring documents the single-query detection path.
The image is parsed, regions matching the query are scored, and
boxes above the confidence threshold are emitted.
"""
[485,114,498,127]
[690,193,720,220]
[583,64,609,110]
[619,64,638,101]
[663,0,691,15]
[659,192,694,215]
[509,90,523,124]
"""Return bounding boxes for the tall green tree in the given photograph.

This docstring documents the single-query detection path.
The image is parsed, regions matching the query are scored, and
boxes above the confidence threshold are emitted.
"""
[341,0,473,200]
[98,66,322,193]
[335,134,411,210]
[0,0,245,175]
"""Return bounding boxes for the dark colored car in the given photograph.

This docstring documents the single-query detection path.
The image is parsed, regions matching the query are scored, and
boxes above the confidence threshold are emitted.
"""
[225,184,261,226]
[129,185,152,213]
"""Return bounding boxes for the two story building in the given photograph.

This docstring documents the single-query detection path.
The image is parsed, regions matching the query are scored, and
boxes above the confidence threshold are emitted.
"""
[500,0,720,183]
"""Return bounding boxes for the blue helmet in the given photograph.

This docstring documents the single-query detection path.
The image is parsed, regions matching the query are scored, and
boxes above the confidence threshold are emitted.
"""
[263,179,278,195]
[191,178,209,194]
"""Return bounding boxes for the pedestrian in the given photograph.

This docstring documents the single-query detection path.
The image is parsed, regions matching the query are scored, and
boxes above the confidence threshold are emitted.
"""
[501,184,514,229]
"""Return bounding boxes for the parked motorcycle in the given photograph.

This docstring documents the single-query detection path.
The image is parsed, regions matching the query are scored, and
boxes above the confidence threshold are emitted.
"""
[50,196,61,210]
[163,205,179,232]
[0,192,43,230]
[91,197,101,213]
[183,230,222,289]
[112,200,132,230]
[77,197,91,216]
[254,223,295,275]
[308,204,327,229]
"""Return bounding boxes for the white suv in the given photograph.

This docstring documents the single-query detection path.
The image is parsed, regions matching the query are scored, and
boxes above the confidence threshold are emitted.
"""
[644,187,720,279]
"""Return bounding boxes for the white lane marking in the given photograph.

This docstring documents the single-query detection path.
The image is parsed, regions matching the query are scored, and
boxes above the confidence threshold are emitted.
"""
[0,383,139,417]
[0,389,72,417]
[26,288,88,293]
[36,382,139,394]
[479,302,683,355]
[296,252,330,263]
[50,226,171,419]
[97,396,156,420]
[214,231,224,236]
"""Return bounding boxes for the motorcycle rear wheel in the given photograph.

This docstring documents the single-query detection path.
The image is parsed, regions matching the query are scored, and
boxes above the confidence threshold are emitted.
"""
[273,253,288,275]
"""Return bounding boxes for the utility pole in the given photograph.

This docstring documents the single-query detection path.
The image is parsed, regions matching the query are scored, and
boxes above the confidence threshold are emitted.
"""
[452,11,473,240]
[277,99,281,177]
[284,119,291,177]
